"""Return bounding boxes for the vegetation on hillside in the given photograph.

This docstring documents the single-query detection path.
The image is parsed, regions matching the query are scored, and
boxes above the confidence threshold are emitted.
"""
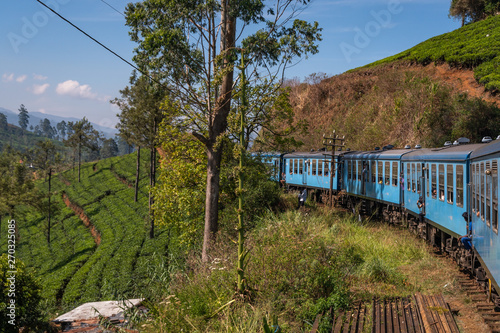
[369,15,500,92]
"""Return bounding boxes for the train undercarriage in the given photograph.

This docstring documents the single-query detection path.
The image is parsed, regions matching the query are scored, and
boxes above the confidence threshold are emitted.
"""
[313,189,500,311]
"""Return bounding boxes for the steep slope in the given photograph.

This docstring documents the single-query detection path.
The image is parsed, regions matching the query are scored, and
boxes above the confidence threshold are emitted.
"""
[282,16,500,151]
[0,152,170,309]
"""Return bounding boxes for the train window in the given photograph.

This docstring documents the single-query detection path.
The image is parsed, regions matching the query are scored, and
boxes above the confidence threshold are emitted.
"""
[431,164,437,199]
[312,159,316,176]
[392,162,398,186]
[456,165,464,207]
[472,164,477,212]
[439,164,445,201]
[385,162,390,185]
[318,160,323,176]
[348,161,352,180]
[417,163,422,193]
[293,159,297,174]
[325,161,329,176]
[493,161,498,233]
[371,161,376,183]
[447,165,453,204]
[412,163,416,192]
[481,162,485,221]
[358,160,362,181]
[426,164,430,197]
[407,163,411,191]
[299,159,303,175]
[378,161,383,184]
[487,162,491,227]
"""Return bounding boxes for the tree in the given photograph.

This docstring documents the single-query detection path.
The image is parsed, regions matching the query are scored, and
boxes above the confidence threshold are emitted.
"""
[449,0,499,25]
[113,74,170,237]
[0,113,7,131]
[56,121,67,140]
[64,117,100,182]
[40,118,55,139]
[18,104,29,131]
[101,138,119,159]
[33,139,58,243]
[125,0,321,261]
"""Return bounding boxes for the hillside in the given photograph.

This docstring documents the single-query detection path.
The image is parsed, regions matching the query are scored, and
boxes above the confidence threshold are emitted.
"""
[281,15,500,151]
[0,152,170,310]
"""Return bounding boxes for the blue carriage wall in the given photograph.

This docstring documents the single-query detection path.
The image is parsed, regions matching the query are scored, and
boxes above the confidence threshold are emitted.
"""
[401,145,478,237]
[283,151,339,191]
[470,140,500,288]
[342,149,413,206]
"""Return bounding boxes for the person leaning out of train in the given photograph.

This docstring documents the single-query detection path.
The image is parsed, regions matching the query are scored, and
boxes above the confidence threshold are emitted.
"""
[298,188,307,209]
[417,196,425,223]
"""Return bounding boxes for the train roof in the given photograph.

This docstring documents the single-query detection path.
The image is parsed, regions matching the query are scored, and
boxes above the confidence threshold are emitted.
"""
[283,150,338,159]
[343,148,416,160]
[470,139,500,160]
[402,143,484,162]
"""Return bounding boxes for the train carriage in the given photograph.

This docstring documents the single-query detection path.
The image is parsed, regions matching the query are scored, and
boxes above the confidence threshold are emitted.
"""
[470,139,500,296]
[283,150,340,192]
[342,148,413,206]
[401,144,480,238]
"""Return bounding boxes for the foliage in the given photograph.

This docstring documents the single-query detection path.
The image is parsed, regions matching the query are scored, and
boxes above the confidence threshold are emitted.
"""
[18,104,29,131]
[0,254,45,332]
[125,0,322,260]
[367,15,500,93]
[449,0,500,26]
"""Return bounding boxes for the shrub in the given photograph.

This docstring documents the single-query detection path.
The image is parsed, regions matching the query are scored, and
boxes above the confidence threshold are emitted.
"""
[0,254,45,332]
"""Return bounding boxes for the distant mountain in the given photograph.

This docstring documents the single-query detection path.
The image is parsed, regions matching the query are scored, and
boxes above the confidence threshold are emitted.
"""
[0,107,118,139]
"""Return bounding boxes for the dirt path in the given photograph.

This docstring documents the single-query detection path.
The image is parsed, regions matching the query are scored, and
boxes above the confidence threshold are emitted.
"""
[62,193,101,245]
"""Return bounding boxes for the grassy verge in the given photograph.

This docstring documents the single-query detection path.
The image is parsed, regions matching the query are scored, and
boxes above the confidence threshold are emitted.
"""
[139,199,461,332]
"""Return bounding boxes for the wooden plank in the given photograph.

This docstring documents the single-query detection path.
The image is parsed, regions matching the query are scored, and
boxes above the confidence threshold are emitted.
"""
[397,298,408,333]
[436,294,460,333]
[374,299,381,333]
[342,310,352,332]
[357,303,365,333]
[310,313,322,333]
[332,311,344,333]
[392,300,400,333]
[415,292,433,333]
[403,298,415,333]
[349,303,360,333]
[428,295,448,333]
[385,299,392,333]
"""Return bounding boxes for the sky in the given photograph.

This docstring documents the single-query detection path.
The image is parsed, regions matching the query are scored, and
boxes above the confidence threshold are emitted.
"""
[0,0,460,130]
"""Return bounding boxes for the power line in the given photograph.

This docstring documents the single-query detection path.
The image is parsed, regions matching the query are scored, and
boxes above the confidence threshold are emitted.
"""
[34,0,161,85]
[100,0,125,17]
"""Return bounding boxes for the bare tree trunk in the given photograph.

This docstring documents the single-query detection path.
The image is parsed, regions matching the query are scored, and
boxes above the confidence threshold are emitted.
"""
[201,0,236,262]
[135,146,141,202]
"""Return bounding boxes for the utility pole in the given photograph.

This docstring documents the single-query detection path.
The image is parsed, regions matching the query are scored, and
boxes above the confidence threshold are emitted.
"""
[322,131,345,207]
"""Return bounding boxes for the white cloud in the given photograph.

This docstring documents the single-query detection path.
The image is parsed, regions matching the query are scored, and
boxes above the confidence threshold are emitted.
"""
[33,74,48,81]
[16,75,27,83]
[32,83,50,95]
[2,73,14,82]
[56,80,98,100]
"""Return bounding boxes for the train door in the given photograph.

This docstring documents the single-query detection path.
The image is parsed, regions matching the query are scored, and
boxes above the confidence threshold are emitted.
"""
[302,159,307,185]
[419,162,426,215]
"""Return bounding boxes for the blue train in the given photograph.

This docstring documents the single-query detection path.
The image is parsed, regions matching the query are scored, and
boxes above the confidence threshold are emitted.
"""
[257,136,500,307]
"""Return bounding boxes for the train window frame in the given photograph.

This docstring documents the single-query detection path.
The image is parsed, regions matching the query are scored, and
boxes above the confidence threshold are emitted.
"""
[392,162,398,187]
[491,160,498,234]
[439,164,445,201]
[486,161,491,227]
[447,164,454,205]
[431,164,437,199]
[311,159,316,176]
[481,162,485,221]
[456,165,464,208]
[348,161,352,180]
[385,161,390,185]
[358,160,362,181]
[407,163,411,191]
[417,163,422,193]
[378,161,383,184]
[324,160,330,176]
[426,164,430,198]
[318,160,323,176]
[371,161,376,183]
[299,159,303,175]
[472,163,477,212]
[412,163,416,193]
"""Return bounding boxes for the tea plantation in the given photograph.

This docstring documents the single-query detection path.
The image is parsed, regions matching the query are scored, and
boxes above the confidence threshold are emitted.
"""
[0,151,170,309]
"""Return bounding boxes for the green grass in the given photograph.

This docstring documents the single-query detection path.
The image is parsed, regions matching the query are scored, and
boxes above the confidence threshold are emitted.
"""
[363,15,500,92]
[139,203,461,332]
